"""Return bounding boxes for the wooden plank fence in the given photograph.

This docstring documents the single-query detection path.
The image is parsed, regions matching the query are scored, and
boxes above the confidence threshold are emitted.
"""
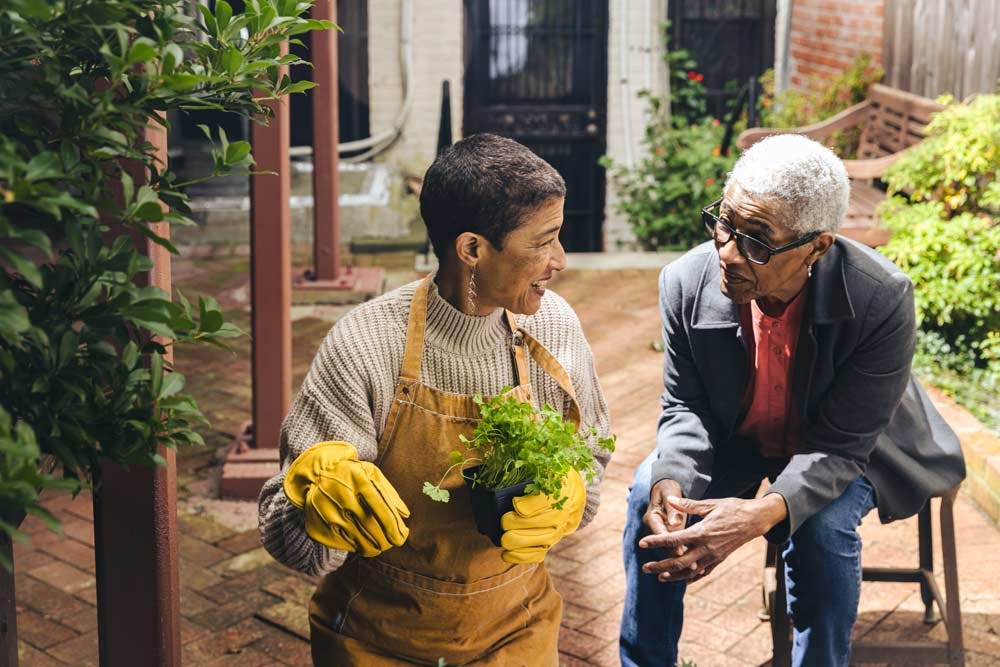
[885,0,1000,101]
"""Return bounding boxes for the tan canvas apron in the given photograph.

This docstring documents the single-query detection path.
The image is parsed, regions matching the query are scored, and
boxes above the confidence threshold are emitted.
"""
[309,276,582,666]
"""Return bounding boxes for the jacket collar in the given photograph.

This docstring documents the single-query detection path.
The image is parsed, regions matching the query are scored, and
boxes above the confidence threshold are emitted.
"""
[691,238,856,330]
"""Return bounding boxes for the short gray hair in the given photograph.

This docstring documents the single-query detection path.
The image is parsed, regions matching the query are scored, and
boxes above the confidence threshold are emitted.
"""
[725,134,850,234]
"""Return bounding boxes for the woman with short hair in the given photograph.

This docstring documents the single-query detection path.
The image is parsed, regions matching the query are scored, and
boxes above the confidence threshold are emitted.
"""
[259,133,612,665]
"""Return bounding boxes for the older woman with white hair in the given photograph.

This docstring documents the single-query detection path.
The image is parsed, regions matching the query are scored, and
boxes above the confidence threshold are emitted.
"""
[619,134,965,667]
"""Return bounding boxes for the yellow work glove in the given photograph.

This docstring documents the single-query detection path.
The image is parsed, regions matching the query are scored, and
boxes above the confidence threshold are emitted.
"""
[283,441,410,557]
[500,469,587,564]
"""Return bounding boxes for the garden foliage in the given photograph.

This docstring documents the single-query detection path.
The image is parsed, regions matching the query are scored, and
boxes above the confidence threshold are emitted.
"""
[757,54,884,157]
[878,93,1000,427]
[0,0,329,562]
[603,34,737,250]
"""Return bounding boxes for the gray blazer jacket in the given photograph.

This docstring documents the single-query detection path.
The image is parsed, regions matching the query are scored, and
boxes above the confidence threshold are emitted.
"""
[652,238,966,541]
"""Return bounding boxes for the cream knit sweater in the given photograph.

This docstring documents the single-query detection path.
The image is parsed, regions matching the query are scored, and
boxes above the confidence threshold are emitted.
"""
[258,277,612,576]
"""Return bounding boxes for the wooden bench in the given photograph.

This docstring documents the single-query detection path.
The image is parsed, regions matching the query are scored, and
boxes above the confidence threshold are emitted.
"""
[737,84,945,247]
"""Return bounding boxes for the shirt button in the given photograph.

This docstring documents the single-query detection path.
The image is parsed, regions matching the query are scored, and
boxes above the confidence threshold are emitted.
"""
[774,384,784,392]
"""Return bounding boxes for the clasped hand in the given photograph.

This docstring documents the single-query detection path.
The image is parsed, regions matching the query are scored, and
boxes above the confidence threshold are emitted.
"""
[639,481,782,583]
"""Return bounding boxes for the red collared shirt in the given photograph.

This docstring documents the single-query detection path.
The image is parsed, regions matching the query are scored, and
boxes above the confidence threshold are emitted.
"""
[737,289,808,458]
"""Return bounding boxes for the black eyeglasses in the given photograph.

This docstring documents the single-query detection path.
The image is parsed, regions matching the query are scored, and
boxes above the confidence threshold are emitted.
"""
[701,198,818,265]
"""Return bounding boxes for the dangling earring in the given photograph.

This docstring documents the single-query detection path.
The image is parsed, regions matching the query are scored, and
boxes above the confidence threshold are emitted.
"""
[807,263,813,279]
[467,265,478,314]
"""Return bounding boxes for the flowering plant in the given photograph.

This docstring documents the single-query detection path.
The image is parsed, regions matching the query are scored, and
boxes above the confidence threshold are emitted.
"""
[602,36,737,249]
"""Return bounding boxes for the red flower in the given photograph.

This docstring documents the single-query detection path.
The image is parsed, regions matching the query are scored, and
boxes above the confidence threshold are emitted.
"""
[687,70,698,80]
[655,147,665,155]
[696,73,704,83]
[705,178,715,186]
[712,118,721,127]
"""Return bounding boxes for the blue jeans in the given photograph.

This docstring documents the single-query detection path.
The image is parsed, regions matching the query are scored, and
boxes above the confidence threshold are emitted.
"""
[620,450,876,667]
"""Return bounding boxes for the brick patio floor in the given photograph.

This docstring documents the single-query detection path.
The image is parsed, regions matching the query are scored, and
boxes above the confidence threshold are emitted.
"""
[13,253,1000,666]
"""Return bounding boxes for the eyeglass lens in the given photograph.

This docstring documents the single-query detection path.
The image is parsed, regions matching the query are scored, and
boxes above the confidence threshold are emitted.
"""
[704,211,771,264]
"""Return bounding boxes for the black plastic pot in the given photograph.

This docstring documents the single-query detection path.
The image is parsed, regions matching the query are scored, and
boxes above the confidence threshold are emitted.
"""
[464,465,532,547]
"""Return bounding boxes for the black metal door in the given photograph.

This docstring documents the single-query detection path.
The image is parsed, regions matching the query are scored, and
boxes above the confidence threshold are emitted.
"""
[463,0,608,252]
[668,0,776,121]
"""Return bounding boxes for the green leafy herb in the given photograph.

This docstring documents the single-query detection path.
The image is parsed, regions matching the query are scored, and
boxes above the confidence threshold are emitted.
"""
[423,391,615,509]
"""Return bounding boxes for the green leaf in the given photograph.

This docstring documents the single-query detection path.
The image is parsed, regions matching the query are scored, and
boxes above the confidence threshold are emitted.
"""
[134,201,165,222]
[215,0,234,32]
[224,141,251,165]
[281,80,318,95]
[0,246,42,288]
[127,38,158,65]
[25,152,63,181]
[165,74,205,92]
[0,291,30,338]
[162,43,184,76]
[151,352,164,397]
[159,371,185,398]
[197,3,218,35]
[199,310,223,334]
[422,482,450,503]
[221,47,244,76]
[58,331,79,367]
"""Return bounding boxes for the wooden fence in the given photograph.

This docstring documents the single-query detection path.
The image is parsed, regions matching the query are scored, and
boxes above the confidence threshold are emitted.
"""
[885,0,1000,101]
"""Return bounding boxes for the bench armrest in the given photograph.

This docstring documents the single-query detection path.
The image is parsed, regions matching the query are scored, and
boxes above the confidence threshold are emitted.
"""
[736,100,872,150]
[843,151,908,180]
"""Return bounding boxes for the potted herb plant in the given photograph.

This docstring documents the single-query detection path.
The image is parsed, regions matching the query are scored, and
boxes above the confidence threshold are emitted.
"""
[423,391,615,546]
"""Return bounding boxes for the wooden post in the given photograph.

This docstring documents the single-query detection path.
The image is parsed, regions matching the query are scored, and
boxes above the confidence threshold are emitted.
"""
[93,118,181,667]
[312,0,341,281]
[1,528,18,667]
[219,46,290,497]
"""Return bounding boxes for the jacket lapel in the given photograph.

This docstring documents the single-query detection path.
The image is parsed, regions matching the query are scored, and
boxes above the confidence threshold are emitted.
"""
[793,240,857,418]
[691,254,747,433]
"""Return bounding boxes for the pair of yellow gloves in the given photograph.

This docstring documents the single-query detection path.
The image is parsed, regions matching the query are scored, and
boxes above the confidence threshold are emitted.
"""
[283,441,586,563]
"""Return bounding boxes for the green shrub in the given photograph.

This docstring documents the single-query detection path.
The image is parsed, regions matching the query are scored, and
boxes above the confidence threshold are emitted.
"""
[878,93,1000,430]
[757,54,884,157]
[603,35,737,250]
[0,0,329,562]
[883,94,1000,215]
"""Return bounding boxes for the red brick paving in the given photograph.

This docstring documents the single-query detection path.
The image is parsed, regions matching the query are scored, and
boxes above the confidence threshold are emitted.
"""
[11,256,1000,666]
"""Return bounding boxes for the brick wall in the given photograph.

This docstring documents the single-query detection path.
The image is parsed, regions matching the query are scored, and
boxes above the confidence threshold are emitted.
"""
[788,0,886,92]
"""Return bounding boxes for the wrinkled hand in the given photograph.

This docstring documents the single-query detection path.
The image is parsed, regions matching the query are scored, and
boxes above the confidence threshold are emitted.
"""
[500,469,586,564]
[639,494,786,583]
[284,441,410,557]
[642,479,688,557]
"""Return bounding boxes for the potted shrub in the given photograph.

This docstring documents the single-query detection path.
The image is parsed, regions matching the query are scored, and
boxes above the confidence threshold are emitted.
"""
[0,0,330,566]
[423,391,615,546]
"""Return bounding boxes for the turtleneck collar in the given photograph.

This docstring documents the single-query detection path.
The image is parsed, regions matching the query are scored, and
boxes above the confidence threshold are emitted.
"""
[423,277,510,356]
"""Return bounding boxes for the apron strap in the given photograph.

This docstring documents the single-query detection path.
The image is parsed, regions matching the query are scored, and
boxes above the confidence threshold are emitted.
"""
[400,276,432,380]
[517,328,583,428]
[504,310,531,387]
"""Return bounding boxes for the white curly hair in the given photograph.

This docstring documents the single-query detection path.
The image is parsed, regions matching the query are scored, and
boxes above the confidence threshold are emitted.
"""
[725,134,850,234]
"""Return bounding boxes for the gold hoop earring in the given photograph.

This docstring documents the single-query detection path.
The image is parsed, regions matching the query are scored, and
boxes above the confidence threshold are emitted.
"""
[467,265,478,314]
